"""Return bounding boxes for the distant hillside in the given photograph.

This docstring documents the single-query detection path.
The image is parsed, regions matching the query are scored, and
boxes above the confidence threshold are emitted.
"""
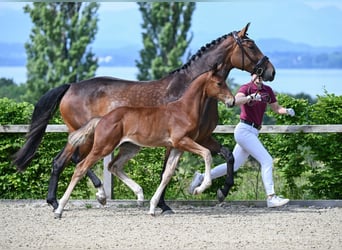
[1,39,341,68]
[258,38,342,53]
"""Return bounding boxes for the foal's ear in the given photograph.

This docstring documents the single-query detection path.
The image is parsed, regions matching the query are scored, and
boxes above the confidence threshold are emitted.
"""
[211,63,225,82]
[238,22,251,37]
[211,63,221,77]
[212,63,218,72]
[212,63,224,74]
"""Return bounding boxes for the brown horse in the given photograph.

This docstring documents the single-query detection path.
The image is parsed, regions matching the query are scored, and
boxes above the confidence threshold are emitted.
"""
[54,63,235,218]
[13,23,275,213]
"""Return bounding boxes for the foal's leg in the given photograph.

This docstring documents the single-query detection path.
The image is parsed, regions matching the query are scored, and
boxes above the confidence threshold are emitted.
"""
[107,143,144,205]
[55,136,118,218]
[54,152,101,218]
[175,137,213,195]
[71,144,106,205]
[157,147,176,214]
[199,136,234,201]
[47,141,105,210]
[149,148,182,216]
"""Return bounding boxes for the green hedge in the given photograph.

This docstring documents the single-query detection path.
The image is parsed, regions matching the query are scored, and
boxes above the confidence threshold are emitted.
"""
[1,93,341,201]
[264,93,342,199]
[0,98,91,200]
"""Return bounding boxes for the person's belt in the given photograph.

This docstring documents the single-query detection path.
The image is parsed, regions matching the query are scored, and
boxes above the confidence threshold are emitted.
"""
[240,119,262,130]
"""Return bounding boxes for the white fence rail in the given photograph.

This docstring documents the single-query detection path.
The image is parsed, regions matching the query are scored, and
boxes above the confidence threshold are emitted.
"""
[1,124,342,199]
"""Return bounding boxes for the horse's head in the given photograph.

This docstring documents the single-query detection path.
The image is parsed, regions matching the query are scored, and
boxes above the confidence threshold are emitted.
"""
[206,63,235,108]
[229,23,275,81]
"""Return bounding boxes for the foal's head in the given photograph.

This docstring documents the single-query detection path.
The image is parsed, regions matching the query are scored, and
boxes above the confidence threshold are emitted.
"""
[205,64,235,108]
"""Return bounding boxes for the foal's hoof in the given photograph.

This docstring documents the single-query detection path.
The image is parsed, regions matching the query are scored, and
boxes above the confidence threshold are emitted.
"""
[54,212,62,219]
[96,194,107,206]
[148,212,156,217]
[217,188,225,203]
[137,200,144,207]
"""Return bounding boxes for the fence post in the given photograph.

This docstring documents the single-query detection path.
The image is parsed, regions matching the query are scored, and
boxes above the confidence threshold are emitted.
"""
[103,154,114,199]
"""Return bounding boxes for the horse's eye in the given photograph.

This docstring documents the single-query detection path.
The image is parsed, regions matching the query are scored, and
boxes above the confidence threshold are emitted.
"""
[246,42,255,49]
[244,40,255,50]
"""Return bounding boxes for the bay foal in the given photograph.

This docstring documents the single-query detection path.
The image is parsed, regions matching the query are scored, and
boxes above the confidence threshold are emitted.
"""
[54,64,235,218]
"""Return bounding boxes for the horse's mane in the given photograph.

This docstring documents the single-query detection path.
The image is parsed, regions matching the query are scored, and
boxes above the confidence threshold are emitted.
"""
[168,32,232,75]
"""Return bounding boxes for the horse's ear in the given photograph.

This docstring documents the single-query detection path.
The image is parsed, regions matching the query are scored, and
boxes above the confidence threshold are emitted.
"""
[238,22,250,37]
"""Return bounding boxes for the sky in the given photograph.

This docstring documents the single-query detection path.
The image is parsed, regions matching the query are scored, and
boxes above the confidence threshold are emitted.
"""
[0,1,341,97]
[1,1,342,50]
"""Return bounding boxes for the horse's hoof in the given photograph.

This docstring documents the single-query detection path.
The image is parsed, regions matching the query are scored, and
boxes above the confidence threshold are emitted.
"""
[47,199,59,211]
[217,188,225,203]
[137,200,144,207]
[54,212,62,219]
[161,209,175,215]
[96,194,107,206]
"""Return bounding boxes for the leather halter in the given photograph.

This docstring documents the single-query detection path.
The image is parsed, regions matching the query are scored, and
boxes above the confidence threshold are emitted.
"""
[232,31,269,77]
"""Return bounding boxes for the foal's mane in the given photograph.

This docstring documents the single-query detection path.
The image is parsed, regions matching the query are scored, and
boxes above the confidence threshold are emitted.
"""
[168,32,232,75]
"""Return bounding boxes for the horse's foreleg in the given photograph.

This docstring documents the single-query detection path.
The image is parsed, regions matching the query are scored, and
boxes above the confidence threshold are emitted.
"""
[217,146,235,202]
[149,149,182,216]
[108,143,144,205]
[47,145,74,210]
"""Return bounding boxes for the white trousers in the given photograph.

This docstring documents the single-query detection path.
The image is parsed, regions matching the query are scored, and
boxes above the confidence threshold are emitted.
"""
[210,122,275,196]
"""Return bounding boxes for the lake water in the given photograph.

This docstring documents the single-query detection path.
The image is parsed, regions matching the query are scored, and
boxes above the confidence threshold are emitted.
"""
[1,66,341,98]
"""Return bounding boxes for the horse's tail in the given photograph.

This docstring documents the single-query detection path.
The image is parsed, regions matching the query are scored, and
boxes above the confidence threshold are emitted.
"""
[68,118,101,148]
[13,84,71,172]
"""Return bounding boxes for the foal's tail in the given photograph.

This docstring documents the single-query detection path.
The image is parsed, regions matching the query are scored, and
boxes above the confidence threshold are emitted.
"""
[68,118,101,148]
[13,84,71,172]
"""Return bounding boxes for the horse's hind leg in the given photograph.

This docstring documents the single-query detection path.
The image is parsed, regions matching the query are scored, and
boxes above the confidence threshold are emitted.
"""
[47,144,75,210]
[107,143,144,206]
[87,169,106,205]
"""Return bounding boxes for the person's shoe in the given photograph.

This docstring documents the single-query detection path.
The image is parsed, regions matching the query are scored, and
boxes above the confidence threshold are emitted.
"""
[188,171,204,195]
[267,195,290,208]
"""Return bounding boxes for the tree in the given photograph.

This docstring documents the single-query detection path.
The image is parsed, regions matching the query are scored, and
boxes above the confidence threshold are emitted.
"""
[136,2,196,81]
[0,78,27,102]
[23,2,99,103]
